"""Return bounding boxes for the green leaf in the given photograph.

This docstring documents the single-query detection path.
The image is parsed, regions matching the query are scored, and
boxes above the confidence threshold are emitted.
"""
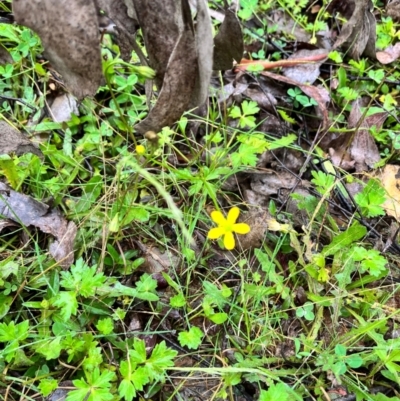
[352,246,387,277]
[207,312,228,324]
[52,291,78,321]
[119,379,136,401]
[134,274,159,301]
[322,222,367,256]
[36,337,62,360]
[96,317,114,335]
[146,341,178,380]
[346,353,363,368]
[0,294,12,319]
[0,320,29,342]
[203,281,230,308]
[354,179,386,217]
[130,366,149,391]
[178,326,203,350]
[368,69,385,84]
[60,259,106,298]
[228,105,242,119]
[335,344,347,357]
[170,292,186,308]
[68,368,115,401]
[259,383,290,401]
[38,378,58,397]
[241,100,259,116]
[129,338,147,364]
[338,87,359,101]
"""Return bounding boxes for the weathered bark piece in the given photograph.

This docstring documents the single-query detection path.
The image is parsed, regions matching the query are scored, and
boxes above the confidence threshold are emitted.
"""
[13,0,103,99]
[190,0,213,106]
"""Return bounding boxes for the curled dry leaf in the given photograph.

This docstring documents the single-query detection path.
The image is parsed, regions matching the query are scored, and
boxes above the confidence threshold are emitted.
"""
[134,0,212,132]
[376,43,400,64]
[213,6,244,70]
[332,0,376,60]
[0,182,77,268]
[134,0,199,134]
[243,86,277,111]
[328,101,385,171]
[0,121,42,158]
[260,70,330,128]
[96,0,138,61]
[13,0,103,99]
[133,0,183,90]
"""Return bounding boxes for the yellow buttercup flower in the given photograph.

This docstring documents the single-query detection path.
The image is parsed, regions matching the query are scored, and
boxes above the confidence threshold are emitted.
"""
[208,207,250,250]
[136,145,146,155]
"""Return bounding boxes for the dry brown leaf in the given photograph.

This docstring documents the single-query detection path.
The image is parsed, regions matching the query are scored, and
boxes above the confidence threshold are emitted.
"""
[0,46,12,64]
[236,209,270,250]
[251,170,299,196]
[243,86,277,111]
[260,70,330,128]
[333,0,376,60]
[268,10,311,42]
[13,0,103,99]
[134,1,198,134]
[327,0,355,19]
[348,99,383,171]
[283,49,327,84]
[387,0,400,21]
[213,6,243,70]
[376,43,400,64]
[96,0,138,61]
[133,0,182,90]
[329,101,385,171]
[0,182,77,268]
[0,121,42,158]
[49,94,79,123]
[138,244,181,274]
[376,164,400,220]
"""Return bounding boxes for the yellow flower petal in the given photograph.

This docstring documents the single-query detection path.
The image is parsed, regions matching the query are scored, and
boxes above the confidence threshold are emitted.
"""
[224,232,235,250]
[233,223,250,234]
[211,210,226,225]
[208,227,225,239]
[227,207,240,224]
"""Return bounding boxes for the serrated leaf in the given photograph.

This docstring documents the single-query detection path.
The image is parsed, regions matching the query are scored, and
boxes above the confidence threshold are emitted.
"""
[53,291,78,321]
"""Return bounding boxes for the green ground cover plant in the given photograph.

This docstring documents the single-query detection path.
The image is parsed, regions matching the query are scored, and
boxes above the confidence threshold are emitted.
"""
[1,0,400,400]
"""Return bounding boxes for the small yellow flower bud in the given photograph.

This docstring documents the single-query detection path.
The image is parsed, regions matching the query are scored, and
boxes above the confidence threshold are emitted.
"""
[136,145,146,155]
